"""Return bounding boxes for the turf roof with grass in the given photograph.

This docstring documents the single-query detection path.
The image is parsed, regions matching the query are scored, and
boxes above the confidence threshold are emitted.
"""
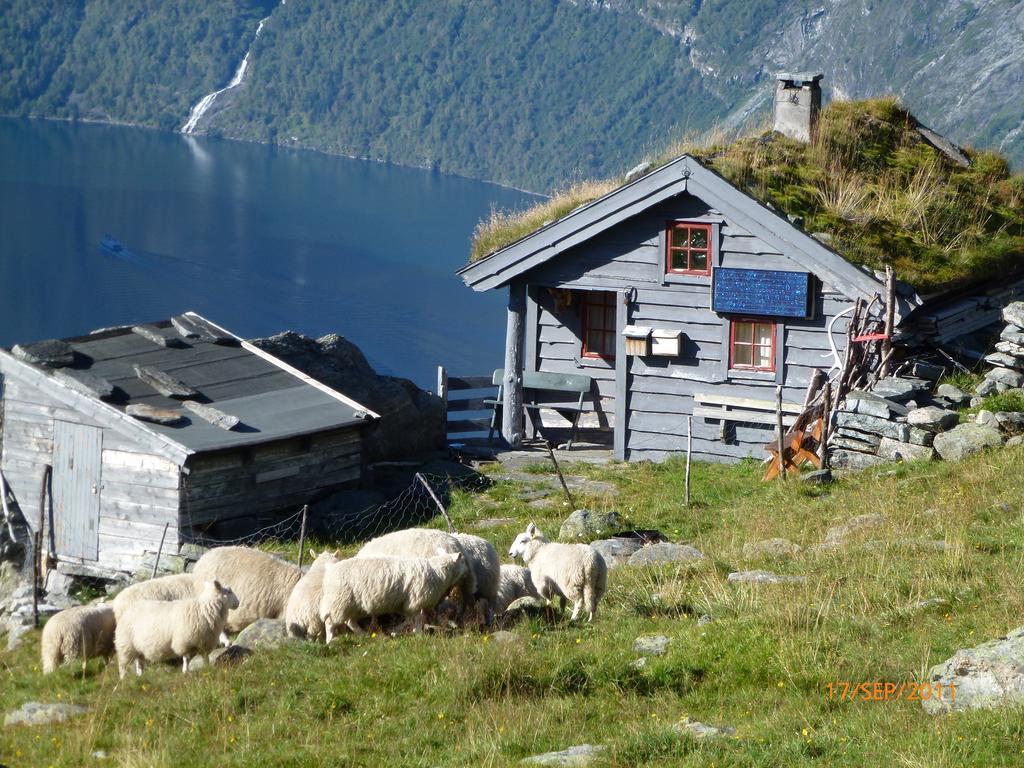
[471,98,1024,295]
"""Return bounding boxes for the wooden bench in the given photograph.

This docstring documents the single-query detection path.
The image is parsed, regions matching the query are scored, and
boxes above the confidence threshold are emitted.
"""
[693,392,801,427]
[486,369,594,450]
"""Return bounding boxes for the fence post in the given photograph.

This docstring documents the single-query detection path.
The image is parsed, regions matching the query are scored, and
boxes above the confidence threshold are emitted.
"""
[32,530,41,629]
[775,385,786,481]
[416,473,456,533]
[546,442,576,509]
[437,366,449,446]
[684,416,692,506]
[297,505,309,568]
[151,522,170,579]
[820,380,832,470]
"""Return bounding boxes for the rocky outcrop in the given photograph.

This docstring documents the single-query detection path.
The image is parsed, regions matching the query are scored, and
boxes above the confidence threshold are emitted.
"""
[933,423,1003,461]
[923,626,1024,714]
[251,331,444,461]
[558,510,620,542]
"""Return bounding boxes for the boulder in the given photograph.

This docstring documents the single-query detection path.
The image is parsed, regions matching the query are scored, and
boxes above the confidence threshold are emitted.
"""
[633,635,670,656]
[906,426,935,446]
[673,716,737,740]
[976,378,999,396]
[986,367,1024,388]
[824,514,886,544]
[936,383,971,406]
[906,406,959,432]
[923,626,1024,714]
[799,469,832,485]
[877,437,935,463]
[994,411,1024,435]
[5,701,89,727]
[995,341,1024,359]
[1002,301,1024,329]
[6,617,32,651]
[232,619,295,651]
[558,509,621,542]
[589,537,643,568]
[933,423,1004,461]
[727,570,806,585]
[984,352,1022,370]
[1001,326,1024,344]
[742,538,801,559]
[830,449,889,470]
[627,543,704,566]
[521,745,605,766]
[843,391,900,418]
[251,331,445,461]
[870,377,920,403]
[976,410,998,428]
[831,432,881,452]
[833,412,909,442]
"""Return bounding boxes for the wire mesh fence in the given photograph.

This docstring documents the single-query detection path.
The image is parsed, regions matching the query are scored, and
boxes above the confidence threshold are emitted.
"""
[180,471,491,564]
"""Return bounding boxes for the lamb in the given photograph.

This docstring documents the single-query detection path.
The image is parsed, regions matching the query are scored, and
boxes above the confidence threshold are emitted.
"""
[114,579,239,677]
[453,533,501,623]
[508,523,608,621]
[112,573,199,607]
[494,564,541,614]
[40,604,117,674]
[356,528,476,613]
[284,549,341,640]
[319,550,468,640]
[191,546,302,634]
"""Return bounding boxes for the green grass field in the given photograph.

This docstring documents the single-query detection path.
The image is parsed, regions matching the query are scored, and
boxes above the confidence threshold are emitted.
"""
[4,446,1024,767]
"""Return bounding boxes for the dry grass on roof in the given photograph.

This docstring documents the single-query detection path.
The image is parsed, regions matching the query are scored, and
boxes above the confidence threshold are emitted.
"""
[470,98,1024,294]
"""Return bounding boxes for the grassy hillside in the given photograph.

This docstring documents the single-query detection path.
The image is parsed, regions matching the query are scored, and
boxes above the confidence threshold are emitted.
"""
[4,445,1024,765]
[472,99,1024,294]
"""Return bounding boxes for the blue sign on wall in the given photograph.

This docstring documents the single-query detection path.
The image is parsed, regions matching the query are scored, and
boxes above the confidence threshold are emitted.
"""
[712,267,812,318]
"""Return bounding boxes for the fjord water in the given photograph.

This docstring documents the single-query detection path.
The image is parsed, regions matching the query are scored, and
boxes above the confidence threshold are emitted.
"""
[0,119,535,388]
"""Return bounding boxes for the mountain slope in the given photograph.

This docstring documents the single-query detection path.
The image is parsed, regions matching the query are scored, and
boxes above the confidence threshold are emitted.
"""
[1,0,1020,192]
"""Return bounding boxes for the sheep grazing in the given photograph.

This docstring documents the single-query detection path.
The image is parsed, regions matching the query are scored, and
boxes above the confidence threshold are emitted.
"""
[356,528,477,613]
[453,533,501,623]
[112,573,199,607]
[284,549,341,640]
[192,546,302,634]
[319,550,468,640]
[40,604,117,674]
[508,523,608,622]
[494,564,541,614]
[114,579,239,678]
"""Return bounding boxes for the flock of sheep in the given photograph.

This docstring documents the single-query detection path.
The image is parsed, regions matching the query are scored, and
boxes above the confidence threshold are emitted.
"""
[39,522,608,678]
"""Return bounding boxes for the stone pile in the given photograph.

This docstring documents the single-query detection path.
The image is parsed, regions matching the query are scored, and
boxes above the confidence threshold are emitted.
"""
[976,301,1024,397]
[829,376,950,469]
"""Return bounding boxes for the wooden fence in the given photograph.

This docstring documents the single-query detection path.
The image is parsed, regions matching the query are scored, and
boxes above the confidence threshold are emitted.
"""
[437,367,497,444]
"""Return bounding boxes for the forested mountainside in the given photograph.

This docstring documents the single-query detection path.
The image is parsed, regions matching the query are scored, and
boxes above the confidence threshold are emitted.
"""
[2,0,1021,192]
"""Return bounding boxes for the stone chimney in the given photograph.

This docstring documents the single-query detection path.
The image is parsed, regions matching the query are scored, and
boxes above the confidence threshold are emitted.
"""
[773,72,823,143]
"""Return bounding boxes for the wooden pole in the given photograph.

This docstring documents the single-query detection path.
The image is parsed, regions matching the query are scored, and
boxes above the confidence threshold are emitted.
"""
[297,505,309,568]
[546,441,576,509]
[802,368,824,409]
[819,380,832,469]
[684,416,692,506]
[437,366,448,447]
[880,265,895,378]
[151,522,170,579]
[37,465,51,577]
[775,385,786,481]
[0,470,16,541]
[502,281,527,447]
[32,530,41,629]
[415,473,456,533]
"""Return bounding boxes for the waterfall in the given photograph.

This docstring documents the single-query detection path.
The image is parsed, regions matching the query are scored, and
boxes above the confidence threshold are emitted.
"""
[181,16,270,134]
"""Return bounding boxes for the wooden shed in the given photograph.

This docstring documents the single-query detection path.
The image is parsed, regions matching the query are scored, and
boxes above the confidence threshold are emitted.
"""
[458,155,910,463]
[0,312,378,575]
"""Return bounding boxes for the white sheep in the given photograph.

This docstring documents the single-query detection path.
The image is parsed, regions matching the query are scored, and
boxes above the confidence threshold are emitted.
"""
[319,550,468,639]
[112,573,199,607]
[114,579,239,677]
[453,532,501,623]
[356,528,477,613]
[40,604,117,674]
[494,564,541,614]
[284,549,341,640]
[192,546,302,634]
[508,523,608,621]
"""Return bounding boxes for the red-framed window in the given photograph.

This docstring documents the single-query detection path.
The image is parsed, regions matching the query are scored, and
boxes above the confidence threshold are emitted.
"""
[666,221,712,276]
[729,318,776,372]
[581,291,617,359]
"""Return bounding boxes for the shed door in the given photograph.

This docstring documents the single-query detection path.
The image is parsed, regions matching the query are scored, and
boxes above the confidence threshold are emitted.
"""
[52,421,102,561]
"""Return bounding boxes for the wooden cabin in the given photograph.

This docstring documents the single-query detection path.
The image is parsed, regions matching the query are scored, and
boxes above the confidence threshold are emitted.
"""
[0,312,378,575]
[458,155,900,462]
